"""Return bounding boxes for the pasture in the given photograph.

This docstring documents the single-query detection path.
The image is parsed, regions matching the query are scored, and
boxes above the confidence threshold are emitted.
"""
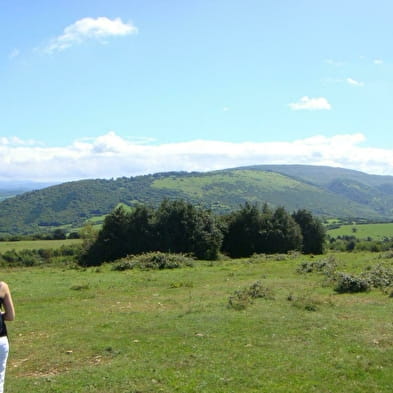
[327,222,393,240]
[3,251,393,392]
[0,239,81,253]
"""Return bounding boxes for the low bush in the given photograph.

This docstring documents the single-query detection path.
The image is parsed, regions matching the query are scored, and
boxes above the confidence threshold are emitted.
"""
[296,255,338,276]
[0,245,81,267]
[111,260,134,271]
[333,273,371,293]
[228,280,274,310]
[111,252,194,271]
[378,250,393,259]
[0,249,44,267]
[287,293,323,312]
[362,263,393,289]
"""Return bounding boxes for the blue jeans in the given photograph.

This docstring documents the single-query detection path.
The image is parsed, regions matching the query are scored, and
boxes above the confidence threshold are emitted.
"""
[0,336,9,393]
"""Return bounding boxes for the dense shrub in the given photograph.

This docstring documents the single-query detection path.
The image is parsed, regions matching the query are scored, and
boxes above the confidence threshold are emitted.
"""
[111,252,194,271]
[362,264,393,289]
[334,273,371,293]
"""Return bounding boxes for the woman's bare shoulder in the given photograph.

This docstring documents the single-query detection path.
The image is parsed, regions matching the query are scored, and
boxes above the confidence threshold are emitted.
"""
[0,282,10,295]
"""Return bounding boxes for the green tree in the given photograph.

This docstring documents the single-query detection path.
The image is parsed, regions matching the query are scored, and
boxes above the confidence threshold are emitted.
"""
[221,203,262,258]
[222,203,302,258]
[126,205,154,255]
[292,209,326,254]
[80,206,130,266]
[79,222,98,250]
[154,200,222,260]
[190,208,223,260]
[52,228,66,240]
[266,207,302,253]
[80,200,223,265]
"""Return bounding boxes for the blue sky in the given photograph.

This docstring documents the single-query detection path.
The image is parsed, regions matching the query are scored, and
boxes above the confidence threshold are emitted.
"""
[1,0,393,182]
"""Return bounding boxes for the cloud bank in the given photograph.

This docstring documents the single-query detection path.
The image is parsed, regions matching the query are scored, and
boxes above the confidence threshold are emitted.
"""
[1,132,393,183]
[45,17,138,53]
[289,96,331,111]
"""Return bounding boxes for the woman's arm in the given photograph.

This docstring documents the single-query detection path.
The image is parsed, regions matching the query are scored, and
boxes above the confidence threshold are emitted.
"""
[1,283,15,321]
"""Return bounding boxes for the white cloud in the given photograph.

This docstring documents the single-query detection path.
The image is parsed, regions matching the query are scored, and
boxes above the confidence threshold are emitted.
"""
[0,136,39,146]
[1,132,393,182]
[289,96,331,111]
[45,17,138,53]
[346,77,364,87]
[373,59,383,65]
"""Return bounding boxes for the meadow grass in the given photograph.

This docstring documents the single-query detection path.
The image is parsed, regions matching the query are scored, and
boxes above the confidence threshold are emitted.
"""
[0,239,82,253]
[328,222,393,240]
[3,251,393,392]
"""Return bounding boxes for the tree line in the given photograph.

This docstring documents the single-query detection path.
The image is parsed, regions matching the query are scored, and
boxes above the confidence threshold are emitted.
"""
[80,200,326,266]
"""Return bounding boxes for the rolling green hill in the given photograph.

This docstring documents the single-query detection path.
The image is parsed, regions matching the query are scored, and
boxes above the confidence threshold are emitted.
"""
[1,165,392,235]
[255,164,393,214]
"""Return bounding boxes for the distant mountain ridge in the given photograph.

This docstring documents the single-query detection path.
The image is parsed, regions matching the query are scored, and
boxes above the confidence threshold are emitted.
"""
[1,165,393,235]
[0,180,58,202]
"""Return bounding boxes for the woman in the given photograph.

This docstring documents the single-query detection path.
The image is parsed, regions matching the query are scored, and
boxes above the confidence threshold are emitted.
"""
[0,281,15,393]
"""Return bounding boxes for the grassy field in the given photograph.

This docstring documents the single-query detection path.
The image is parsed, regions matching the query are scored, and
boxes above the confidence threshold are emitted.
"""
[3,251,393,392]
[151,170,306,197]
[328,222,393,240]
[0,239,82,253]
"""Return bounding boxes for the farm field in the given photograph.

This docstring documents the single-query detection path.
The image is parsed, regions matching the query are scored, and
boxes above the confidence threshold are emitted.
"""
[328,222,393,240]
[0,239,82,253]
[4,251,393,393]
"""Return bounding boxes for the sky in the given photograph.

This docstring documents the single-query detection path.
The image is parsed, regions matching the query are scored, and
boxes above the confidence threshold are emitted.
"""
[1,0,393,182]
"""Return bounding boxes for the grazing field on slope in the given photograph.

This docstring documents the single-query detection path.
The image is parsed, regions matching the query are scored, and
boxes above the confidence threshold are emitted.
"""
[328,222,393,240]
[4,252,393,393]
[151,170,304,196]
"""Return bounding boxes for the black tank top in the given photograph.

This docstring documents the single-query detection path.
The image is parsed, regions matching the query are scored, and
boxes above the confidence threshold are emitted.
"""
[0,298,7,337]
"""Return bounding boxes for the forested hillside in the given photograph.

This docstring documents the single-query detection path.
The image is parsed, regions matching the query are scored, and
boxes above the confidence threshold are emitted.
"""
[256,165,393,214]
[0,165,392,235]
